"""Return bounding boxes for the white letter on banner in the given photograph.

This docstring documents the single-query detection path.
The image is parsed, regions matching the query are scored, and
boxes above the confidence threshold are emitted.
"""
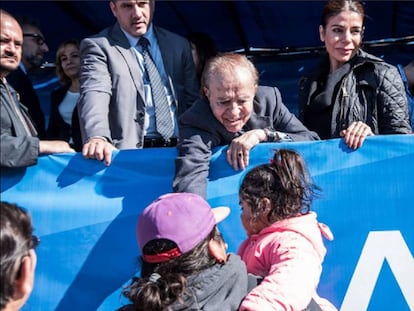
[340,231,414,311]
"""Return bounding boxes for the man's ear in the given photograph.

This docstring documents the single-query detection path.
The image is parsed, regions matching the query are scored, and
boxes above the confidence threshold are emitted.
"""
[203,86,209,98]
[109,1,117,17]
[13,253,35,301]
[208,239,227,263]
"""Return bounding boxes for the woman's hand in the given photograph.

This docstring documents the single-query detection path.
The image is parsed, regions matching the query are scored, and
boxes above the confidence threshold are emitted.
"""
[340,121,374,149]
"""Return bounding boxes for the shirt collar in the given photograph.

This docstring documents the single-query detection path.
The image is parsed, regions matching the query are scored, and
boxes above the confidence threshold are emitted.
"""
[19,62,27,75]
[120,23,155,48]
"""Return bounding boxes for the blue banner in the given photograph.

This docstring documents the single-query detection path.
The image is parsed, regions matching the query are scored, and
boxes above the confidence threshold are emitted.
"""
[1,135,413,311]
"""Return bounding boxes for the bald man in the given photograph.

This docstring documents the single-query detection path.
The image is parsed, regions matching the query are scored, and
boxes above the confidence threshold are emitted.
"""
[0,10,74,168]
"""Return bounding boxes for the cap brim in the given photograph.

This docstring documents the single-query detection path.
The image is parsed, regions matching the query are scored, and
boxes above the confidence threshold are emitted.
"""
[212,206,231,223]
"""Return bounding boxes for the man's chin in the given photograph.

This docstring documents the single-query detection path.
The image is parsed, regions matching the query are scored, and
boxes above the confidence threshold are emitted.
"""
[224,125,242,133]
[129,25,147,37]
[0,64,18,75]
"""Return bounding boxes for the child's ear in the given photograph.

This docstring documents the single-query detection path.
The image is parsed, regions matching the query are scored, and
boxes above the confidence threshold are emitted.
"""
[208,239,227,263]
[259,197,272,220]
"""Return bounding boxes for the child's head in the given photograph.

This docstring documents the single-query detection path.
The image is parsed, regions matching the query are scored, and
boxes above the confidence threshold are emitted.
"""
[123,193,230,310]
[239,149,320,235]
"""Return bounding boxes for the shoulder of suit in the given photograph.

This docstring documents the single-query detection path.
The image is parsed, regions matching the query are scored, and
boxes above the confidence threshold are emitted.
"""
[154,25,187,42]
[81,24,115,46]
[255,85,280,97]
[180,97,211,122]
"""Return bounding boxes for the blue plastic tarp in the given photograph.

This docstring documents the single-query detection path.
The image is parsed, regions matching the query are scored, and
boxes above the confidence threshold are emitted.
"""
[1,135,413,310]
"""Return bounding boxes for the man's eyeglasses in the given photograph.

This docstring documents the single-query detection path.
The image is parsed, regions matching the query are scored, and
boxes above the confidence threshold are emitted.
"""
[23,33,46,46]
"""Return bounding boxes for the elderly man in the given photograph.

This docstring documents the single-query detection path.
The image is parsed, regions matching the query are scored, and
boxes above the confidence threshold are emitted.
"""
[173,53,319,198]
[0,10,74,168]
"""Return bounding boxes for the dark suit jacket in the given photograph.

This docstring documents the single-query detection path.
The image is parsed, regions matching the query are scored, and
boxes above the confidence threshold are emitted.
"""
[173,86,319,198]
[78,22,199,149]
[7,67,46,138]
[0,81,39,168]
[46,85,82,151]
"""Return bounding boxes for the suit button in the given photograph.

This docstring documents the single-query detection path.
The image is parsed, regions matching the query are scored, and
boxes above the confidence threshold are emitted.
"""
[136,142,142,148]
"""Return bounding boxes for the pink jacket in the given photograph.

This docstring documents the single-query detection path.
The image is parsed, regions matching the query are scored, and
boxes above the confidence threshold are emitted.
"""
[237,212,337,311]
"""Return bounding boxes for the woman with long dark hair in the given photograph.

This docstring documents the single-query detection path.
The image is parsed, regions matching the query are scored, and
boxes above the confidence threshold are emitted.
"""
[299,0,411,149]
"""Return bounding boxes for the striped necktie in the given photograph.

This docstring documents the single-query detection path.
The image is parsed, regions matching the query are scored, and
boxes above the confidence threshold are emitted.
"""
[139,37,174,140]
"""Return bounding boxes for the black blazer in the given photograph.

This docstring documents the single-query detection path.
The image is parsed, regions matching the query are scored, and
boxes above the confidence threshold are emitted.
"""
[7,67,46,138]
[46,85,82,151]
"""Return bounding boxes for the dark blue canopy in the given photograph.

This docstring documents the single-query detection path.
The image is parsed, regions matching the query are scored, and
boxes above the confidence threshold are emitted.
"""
[3,1,414,59]
[2,1,413,114]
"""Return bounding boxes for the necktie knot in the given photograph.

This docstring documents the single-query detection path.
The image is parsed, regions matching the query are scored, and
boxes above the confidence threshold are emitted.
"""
[139,37,149,50]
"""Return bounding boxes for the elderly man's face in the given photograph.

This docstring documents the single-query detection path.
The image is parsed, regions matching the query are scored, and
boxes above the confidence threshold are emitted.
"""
[0,13,23,78]
[110,0,154,37]
[204,67,257,133]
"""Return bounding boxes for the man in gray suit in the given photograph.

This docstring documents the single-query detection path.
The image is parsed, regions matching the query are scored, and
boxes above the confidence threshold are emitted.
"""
[78,0,199,166]
[173,53,319,198]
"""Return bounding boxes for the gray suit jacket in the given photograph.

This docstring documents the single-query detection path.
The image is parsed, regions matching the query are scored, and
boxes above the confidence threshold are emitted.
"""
[173,86,319,198]
[78,22,199,149]
[1,81,39,168]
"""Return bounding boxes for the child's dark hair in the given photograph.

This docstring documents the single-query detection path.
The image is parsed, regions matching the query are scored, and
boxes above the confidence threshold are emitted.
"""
[239,149,320,223]
[122,226,224,311]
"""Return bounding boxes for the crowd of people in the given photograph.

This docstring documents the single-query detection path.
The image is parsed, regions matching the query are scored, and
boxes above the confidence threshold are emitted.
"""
[1,0,412,169]
[1,0,413,310]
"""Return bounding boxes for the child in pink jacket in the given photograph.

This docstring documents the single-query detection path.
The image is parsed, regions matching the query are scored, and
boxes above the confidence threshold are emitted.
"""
[237,149,337,311]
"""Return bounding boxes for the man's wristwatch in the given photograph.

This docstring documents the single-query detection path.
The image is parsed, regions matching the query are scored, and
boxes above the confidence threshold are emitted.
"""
[264,127,279,142]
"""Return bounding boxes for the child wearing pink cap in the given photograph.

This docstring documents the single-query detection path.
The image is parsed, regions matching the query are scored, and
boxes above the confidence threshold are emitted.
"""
[119,192,250,311]
[237,149,337,311]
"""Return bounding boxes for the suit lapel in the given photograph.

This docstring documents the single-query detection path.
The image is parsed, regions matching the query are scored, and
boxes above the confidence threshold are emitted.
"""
[109,23,145,102]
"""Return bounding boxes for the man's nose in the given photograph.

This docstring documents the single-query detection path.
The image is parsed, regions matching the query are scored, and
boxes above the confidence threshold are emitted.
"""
[228,102,240,115]
[5,43,18,55]
[131,4,142,18]
[41,42,49,53]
